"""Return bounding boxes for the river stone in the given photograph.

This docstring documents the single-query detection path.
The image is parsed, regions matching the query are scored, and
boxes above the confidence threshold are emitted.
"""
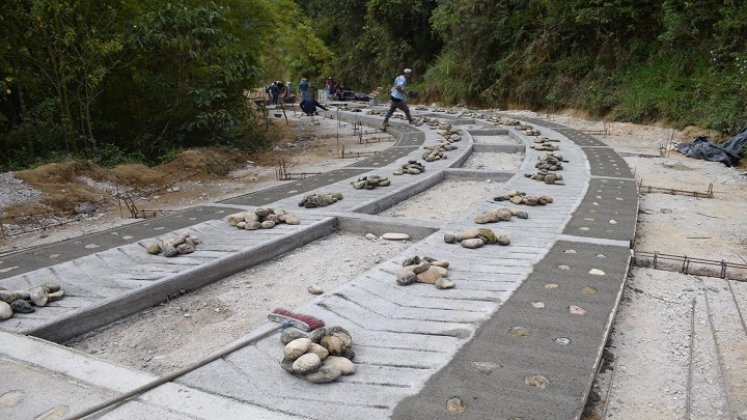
[474,213,493,224]
[402,256,420,266]
[514,210,529,219]
[0,301,12,320]
[352,180,366,189]
[329,326,353,347]
[443,234,456,244]
[496,208,513,221]
[284,215,300,225]
[308,343,329,360]
[283,338,311,360]
[320,335,345,355]
[446,397,466,414]
[29,287,48,307]
[324,356,355,375]
[0,290,22,303]
[176,243,195,254]
[10,300,34,314]
[412,261,431,274]
[244,212,259,222]
[433,266,449,277]
[236,221,247,229]
[378,179,391,187]
[306,365,342,383]
[365,233,377,241]
[39,282,60,294]
[342,347,356,360]
[281,330,308,344]
[510,195,524,204]
[456,229,480,242]
[307,285,323,295]
[246,221,262,230]
[47,290,64,303]
[496,234,510,246]
[292,353,322,374]
[308,328,327,343]
[382,232,409,241]
[255,207,272,217]
[260,220,276,229]
[280,358,295,373]
[461,238,485,249]
[432,259,449,268]
[146,243,162,254]
[435,278,455,289]
[225,212,245,226]
[477,228,497,244]
[396,268,417,286]
[163,245,178,257]
[417,266,442,284]
[265,214,280,224]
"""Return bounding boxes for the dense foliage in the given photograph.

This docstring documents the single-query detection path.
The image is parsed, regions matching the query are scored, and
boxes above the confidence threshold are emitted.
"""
[2,0,745,170]
[300,0,746,132]
[0,0,328,169]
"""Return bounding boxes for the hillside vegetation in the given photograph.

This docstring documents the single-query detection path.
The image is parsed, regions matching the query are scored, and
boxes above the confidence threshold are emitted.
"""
[2,0,745,170]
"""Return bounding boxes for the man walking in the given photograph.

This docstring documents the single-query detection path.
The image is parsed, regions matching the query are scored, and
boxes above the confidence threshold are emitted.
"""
[382,68,414,129]
[299,78,309,99]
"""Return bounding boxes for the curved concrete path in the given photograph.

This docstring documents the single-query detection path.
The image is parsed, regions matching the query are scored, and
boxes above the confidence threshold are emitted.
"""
[0,109,637,420]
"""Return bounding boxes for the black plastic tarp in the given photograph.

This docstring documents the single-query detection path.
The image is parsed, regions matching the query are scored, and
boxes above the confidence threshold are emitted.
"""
[676,126,747,167]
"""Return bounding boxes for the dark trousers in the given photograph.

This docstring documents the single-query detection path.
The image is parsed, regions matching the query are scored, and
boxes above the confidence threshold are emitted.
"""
[383,97,412,123]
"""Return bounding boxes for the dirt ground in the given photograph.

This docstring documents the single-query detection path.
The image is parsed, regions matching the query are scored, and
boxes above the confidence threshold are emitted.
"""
[2,107,746,418]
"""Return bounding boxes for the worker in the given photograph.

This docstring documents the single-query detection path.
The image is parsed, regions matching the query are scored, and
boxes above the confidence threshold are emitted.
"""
[299,94,327,116]
[299,78,309,99]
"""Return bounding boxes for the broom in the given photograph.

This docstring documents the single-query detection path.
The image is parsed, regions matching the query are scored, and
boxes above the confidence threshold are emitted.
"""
[65,308,324,419]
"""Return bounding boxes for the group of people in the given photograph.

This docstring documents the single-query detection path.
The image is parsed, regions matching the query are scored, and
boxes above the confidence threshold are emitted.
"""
[265,67,415,122]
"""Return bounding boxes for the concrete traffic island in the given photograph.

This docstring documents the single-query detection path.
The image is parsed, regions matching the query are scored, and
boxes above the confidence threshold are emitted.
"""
[0,107,636,420]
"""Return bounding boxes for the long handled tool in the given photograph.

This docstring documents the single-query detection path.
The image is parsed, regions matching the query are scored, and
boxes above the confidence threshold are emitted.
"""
[65,308,324,419]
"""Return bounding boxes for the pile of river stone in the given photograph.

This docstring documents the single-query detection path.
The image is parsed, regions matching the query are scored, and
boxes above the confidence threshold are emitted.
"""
[488,116,520,126]
[393,160,425,175]
[147,232,200,257]
[0,282,64,320]
[473,206,528,224]
[444,228,510,249]
[396,256,454,289]
[280,326,356,383]
[530,137,560,151]
[226,208,301,230]
[525,171,564,185]
[536,152,567,171]
[298,192,343,208]
[517,124,541,136]
[352,175,390,189]
[494,190,554,206]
